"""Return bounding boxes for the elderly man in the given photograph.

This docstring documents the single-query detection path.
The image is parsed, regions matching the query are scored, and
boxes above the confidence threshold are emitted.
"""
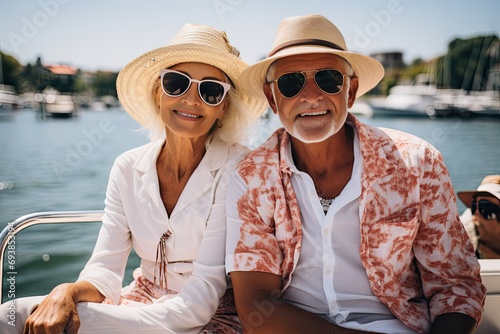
[225,14,485,334]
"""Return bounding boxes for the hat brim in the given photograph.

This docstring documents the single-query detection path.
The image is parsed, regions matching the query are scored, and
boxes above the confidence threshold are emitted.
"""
[458,190,497,207]
[238,45,385,105]
[117,43,266,127]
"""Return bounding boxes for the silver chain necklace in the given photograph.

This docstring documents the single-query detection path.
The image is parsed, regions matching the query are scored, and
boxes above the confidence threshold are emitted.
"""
[318,196,334,213]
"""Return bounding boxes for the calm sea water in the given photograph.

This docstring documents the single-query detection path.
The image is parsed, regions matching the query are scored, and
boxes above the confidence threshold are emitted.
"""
[0,107,499,301]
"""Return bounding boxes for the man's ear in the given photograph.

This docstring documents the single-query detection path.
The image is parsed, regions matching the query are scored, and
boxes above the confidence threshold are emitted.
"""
[263,82,278,114]
[347,76,359,109]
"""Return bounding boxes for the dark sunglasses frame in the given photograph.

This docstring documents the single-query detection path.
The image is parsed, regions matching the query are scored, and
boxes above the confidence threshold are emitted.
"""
[160,69,231,106]
[471,199,500,221]
[269,68,349,98]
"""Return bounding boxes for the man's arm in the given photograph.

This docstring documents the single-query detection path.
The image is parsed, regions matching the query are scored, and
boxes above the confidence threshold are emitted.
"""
[430,313,477,334]
[230,271,380,334]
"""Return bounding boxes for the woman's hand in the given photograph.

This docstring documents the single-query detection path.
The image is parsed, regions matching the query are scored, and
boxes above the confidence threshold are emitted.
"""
[23,281,104,334]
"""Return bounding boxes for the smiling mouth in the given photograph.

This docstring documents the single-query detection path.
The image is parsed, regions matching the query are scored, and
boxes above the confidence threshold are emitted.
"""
[299,110,328,117]
[175,110,202,118]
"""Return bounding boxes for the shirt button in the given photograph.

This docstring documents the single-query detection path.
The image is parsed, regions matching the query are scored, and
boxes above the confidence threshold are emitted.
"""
[377,280,382,286]
[325,269,332,275]
[323,228,329,234]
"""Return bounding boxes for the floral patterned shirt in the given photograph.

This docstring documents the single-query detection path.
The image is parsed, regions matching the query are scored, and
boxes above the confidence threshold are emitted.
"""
[226,114,486,334]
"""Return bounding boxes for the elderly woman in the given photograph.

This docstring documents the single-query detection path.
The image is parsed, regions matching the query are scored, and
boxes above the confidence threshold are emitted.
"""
[0,24,266,334]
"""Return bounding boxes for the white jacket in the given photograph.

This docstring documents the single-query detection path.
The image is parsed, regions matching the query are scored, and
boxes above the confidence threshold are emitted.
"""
[78,136,249,332]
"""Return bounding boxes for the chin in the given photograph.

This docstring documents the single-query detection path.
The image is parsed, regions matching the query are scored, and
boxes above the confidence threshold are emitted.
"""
[290,128,334,143]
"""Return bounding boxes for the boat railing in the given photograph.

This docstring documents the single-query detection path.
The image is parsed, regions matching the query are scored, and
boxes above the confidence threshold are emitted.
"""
[0,211,499,332]
[0,210,103,302]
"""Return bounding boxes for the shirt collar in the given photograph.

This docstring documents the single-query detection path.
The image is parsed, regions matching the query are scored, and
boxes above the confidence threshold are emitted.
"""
[276,113,396,180]
[133,135,230,175]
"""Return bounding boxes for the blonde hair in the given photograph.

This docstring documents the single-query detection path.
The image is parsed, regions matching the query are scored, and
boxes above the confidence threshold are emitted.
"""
[145,74,254,144]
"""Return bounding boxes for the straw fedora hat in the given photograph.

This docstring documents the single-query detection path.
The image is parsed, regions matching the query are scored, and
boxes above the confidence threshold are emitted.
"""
[238,14,385,101]
[116,23,266,127]
[458,175,500,207]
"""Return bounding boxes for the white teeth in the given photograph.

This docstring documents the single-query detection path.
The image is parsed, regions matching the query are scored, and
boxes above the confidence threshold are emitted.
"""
[176,111,200,118]
[299,110,327,117]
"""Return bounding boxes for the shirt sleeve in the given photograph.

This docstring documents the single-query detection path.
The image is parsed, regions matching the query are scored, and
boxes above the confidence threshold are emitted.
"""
[225,169,283,276]
[415,149,486,323]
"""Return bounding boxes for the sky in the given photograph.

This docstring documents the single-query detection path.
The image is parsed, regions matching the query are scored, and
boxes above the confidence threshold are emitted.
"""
[1,0,499,72]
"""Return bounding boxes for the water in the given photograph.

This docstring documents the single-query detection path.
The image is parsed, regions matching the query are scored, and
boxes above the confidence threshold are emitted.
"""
[0,107,499,301]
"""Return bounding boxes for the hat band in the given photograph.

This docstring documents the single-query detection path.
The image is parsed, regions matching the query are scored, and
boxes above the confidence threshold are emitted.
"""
[268,39,345,57]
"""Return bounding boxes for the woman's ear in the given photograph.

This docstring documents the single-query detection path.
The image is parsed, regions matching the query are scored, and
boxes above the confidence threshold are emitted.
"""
[153,78,163,113]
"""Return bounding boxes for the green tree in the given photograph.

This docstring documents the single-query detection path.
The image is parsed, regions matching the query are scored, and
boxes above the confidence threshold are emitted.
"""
[19,61,52,92]
[400,58,427,83]
[92,71,118,97]
[0,51,22,90]
[435,35,499,90]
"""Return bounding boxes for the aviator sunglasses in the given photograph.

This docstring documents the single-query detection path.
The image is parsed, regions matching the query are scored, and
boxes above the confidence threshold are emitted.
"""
[471,199,500,221]
[160,69,231,106]
[270,69,349,98]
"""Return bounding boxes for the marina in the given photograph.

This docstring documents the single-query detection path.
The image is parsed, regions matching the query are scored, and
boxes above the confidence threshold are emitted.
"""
[0,107,499,332]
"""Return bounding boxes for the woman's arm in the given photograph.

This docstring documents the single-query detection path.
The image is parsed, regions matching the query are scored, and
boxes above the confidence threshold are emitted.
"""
[23,158,132,334]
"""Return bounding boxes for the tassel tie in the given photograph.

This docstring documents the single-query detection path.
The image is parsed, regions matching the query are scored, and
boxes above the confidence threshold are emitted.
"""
[154,230,172,289]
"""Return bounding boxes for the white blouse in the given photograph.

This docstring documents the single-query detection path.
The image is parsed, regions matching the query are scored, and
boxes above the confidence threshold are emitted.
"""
[78,136,249,332]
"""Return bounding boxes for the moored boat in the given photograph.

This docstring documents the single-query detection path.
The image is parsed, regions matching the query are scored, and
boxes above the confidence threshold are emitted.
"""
[36,88,76,118]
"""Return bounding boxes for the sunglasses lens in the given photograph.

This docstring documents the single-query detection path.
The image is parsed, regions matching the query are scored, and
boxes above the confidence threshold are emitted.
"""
[199,82,226,105]
[162,72,190,96]
[472,200,500,220]
[315,69,344,94]
[277,72,306,98]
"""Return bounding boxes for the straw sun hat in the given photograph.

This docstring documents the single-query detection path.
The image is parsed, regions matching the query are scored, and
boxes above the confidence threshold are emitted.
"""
[238,14,385,102]
[116,23,266,127]
[458,175,500,207]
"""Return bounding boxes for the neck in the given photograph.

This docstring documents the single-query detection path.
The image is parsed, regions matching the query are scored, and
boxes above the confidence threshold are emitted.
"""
[158,129,208,181]
[292,124,353,173]
[291,124,354,199]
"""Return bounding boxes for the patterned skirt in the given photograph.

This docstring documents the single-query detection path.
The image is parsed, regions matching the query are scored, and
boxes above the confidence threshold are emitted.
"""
[103,268,241,333]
